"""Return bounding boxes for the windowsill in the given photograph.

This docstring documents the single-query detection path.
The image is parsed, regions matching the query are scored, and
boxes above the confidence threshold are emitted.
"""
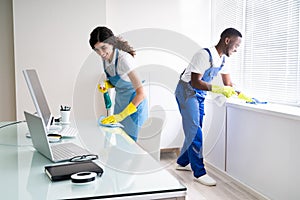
[205,93,300,121]
[226,99,300,121]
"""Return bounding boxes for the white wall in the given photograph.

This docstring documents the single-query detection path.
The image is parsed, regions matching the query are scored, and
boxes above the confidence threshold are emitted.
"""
[13,0,212,149]
[0,0,15,121]
[106,0,212,149]
[14,0,106,120]
[107,0,211,46]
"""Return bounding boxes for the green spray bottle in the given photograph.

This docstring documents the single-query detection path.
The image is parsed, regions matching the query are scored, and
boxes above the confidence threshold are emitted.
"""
[99,81,112,116]
[103,91,112,116]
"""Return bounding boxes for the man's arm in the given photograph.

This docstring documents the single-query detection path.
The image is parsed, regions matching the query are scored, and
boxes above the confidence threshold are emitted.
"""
[221,73,233,87]
[191,72,236,98]
[221,73,253,101]
[191,72,235,91]
[190,72,212,91]
[191,73,234,91]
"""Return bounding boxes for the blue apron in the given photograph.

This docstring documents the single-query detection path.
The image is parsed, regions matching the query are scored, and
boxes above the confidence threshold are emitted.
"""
[103,49,148,141]
[175,48,225,177]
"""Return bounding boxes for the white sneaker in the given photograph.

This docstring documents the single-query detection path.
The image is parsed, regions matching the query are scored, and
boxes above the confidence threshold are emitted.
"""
[176,164,192,171]
[195,174,216,186]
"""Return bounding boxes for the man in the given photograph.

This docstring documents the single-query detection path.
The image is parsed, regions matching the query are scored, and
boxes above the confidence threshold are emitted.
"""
[175,28,251,186]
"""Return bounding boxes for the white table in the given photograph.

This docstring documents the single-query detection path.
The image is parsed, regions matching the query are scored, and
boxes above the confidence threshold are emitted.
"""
[0,121,186,199]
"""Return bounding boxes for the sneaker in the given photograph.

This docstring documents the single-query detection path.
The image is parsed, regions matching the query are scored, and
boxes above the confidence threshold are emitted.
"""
[176,164,192,171]
[194,174,216,186]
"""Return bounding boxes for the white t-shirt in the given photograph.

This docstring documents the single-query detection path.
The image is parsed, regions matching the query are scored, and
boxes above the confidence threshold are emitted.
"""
[103,49,135,82]
[181,46,230,82]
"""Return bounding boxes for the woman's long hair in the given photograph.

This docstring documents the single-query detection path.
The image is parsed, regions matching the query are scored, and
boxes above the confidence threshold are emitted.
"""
[89,26,136,57]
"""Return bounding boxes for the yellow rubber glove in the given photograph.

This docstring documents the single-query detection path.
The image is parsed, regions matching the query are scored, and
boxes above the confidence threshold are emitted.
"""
[97,80,114,93]
[101,102,137,124]
[211,85,236,98]
[238,93,253,102]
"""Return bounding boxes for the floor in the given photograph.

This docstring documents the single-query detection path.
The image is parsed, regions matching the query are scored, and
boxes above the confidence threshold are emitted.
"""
[159,152,266,200]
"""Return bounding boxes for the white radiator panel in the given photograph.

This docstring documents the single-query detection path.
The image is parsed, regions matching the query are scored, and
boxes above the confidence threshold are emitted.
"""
[202,97,226,171]
[226,104,300,200]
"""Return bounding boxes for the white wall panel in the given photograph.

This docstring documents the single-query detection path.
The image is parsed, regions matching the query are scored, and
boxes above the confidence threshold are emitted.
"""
[203,97,226,171]
[14,0,106,120]
[226,103,300,200]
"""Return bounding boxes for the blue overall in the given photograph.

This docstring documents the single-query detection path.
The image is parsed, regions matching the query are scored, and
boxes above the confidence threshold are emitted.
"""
[175,48,225,178]
[103,49,148,141]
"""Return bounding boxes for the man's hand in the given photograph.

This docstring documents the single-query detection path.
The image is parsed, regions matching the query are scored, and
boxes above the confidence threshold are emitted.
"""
[238,93,253,102]
[211,85,236,98]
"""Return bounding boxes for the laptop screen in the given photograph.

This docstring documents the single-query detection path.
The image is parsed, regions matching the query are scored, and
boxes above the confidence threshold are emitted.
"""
[23,69,52,129]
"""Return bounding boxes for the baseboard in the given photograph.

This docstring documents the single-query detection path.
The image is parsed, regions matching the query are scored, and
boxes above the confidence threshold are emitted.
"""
[205,161,270,200]
[160,148,181,156]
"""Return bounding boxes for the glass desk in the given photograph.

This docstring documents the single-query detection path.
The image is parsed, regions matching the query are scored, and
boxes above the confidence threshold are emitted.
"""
[0,121,186,199]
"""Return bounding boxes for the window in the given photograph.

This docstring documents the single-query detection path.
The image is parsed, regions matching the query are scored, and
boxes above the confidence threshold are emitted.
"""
[212,0,300,106]
[211,0,244,87]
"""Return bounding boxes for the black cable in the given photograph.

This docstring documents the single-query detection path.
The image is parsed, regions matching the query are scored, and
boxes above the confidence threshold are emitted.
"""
[0,120,26,129]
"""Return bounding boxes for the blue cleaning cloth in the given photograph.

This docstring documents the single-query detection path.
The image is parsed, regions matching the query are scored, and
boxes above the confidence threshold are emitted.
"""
[247,98,268,104]
[98,116,124,128]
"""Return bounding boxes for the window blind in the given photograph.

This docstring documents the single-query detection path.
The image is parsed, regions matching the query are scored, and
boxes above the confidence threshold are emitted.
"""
[243,0,300,106]
[211,0,300,106]
[211,0,244,87]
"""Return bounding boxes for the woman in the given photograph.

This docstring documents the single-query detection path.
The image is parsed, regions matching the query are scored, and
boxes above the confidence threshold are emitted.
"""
[89,26,148,141]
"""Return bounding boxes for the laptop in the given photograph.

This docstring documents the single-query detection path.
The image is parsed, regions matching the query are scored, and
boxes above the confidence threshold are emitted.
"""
[23,69,77,137]
[24,111,93,163]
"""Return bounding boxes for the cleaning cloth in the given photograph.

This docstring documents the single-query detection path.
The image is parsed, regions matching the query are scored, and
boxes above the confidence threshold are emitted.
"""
[98,116,124,128]
[247,98,268,104]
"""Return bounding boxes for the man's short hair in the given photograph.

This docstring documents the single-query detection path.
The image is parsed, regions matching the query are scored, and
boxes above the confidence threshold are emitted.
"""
[221,28,242,39]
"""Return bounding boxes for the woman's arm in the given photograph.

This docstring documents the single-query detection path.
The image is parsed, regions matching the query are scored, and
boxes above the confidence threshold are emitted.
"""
[100,70,145,124]
[127,70,146,106]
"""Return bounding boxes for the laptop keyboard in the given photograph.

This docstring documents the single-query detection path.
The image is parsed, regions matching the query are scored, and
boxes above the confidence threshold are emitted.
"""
[52,143,89,161]
[59,127,78,137]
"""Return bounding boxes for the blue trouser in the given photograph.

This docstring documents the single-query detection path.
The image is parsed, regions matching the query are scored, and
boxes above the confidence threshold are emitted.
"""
[175,80,206,178]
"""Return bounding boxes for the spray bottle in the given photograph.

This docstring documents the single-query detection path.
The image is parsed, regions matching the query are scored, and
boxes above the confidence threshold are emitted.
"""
[100,82,112,116]
[103,91,112,116]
